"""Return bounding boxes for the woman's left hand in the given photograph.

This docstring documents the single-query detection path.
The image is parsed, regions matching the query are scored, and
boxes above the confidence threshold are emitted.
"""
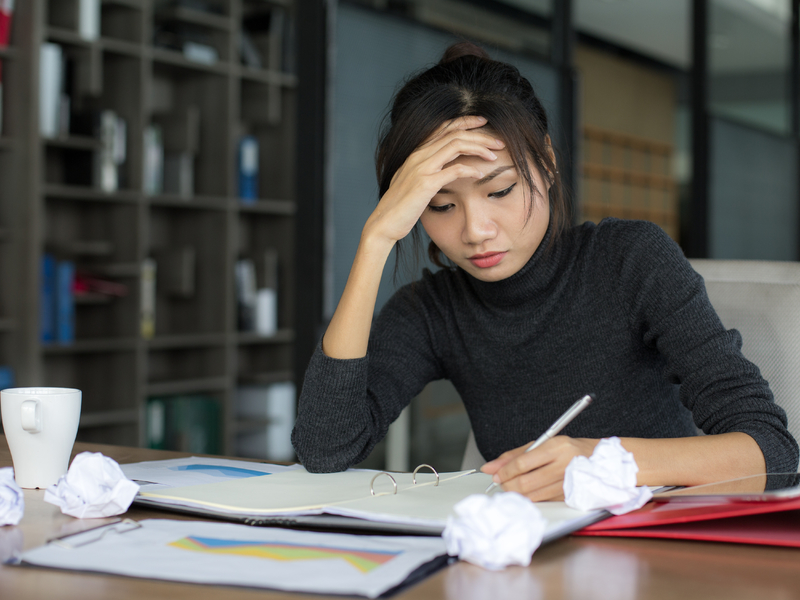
[481,436,599,501]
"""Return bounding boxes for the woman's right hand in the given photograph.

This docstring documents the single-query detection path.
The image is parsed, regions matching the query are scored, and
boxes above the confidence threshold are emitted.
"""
[322,116,504,360]
[362,115,505,249]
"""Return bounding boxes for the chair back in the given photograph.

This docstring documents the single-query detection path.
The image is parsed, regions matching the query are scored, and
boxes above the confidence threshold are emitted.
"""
[461,429,483,471]
[690,259,800,446]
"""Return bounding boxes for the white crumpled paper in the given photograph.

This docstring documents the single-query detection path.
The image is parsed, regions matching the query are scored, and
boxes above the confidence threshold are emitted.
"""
[443,492,547,570]
[563,437,652,515]
[44,452,139,519]
[0,467,24,526]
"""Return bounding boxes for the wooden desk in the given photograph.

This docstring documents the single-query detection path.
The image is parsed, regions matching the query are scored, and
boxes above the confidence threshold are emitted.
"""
[1,438,799,600]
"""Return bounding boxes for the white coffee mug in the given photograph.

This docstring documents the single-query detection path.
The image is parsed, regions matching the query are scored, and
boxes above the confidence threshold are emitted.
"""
[1,387,81,489]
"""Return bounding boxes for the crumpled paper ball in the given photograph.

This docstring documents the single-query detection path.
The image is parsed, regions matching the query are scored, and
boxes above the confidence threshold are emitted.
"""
[44,452,139,519]
[563,437,652,515]
[0,467,24,526]
[443,492,547,570]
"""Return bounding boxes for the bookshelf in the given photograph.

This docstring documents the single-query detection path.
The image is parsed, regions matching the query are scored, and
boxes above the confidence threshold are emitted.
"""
[0,0,299,456]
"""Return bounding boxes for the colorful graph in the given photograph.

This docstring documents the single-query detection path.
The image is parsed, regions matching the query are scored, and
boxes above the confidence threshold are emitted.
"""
[169,536,401,573]
[167,464,268,478]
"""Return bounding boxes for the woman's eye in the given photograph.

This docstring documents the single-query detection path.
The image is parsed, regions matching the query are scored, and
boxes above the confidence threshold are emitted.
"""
[489,183,516,198]
[427,204,453,213]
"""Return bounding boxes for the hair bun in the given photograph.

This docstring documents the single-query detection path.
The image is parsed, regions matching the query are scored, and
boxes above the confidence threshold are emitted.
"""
[439,41,490,65]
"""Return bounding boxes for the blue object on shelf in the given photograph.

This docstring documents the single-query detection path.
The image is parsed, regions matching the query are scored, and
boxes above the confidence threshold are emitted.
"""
[56,260,75,344]
[0,366,14,390]
[40,253,56,343]
[238,135,259,203]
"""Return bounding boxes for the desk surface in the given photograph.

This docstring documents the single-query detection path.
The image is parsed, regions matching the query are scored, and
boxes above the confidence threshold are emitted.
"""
[1,439,799,600]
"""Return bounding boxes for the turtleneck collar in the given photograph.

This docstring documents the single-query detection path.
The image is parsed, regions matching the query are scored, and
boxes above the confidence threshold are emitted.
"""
[463,218,571,308]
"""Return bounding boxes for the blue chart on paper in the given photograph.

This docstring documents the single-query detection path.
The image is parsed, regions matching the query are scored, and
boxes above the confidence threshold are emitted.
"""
[168,465,270,479]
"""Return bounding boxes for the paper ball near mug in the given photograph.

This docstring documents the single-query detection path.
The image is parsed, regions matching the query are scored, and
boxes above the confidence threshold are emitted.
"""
[0,387,82,489]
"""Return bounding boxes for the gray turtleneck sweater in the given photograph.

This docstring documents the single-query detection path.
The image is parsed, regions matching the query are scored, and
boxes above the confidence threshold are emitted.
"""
[291,218,799,483]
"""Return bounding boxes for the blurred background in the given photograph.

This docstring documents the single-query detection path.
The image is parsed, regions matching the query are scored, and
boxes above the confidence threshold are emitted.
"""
[0,0,797,471]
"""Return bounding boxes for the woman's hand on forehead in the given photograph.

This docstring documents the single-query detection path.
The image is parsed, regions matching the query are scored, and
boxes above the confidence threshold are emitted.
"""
[366,114,505,248]
[422,115,494,147]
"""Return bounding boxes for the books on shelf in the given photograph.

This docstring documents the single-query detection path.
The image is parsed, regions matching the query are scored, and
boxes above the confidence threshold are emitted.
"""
[235,258,257,332]
[0,61,4,138]
[56,260,75,343]
[238,135,259,202]
[0,0,9,135]
[236,252,279,335]
[240,5,294,74]
[39,43,63,138]
[143,125,164,195]
[256,248,278,335]
[74,273,128,298]
[40,254,75,344]
[67,108,127,191]
[78,0,100,42]
[0,0,13,48]
[158,246,195,299]
[153,6,220,65]
[163,152,194,197]
[0,365,13,389]
[153,108,199,198]
[147,394,222,455]
[140,258,157,339]
[236,382,295,462]
[94,110,126,192]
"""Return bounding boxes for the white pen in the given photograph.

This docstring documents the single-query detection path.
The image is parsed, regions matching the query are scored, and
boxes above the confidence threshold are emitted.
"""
[485,393,596,493]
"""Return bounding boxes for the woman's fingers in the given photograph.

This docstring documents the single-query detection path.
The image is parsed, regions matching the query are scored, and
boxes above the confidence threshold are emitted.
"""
[370,115,505,244]
[483,437,598,501]
[417,128,505,164]
[428,115,489,141]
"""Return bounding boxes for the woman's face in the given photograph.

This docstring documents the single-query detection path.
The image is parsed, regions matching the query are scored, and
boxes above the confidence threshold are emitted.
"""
[419,147,551,282]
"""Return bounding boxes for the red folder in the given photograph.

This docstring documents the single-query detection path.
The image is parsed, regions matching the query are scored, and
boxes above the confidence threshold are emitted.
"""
[574,496,800,548]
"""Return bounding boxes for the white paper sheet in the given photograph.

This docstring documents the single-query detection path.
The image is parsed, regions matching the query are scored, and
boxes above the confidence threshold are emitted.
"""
[119,456,300,492]
[19,519,448,598]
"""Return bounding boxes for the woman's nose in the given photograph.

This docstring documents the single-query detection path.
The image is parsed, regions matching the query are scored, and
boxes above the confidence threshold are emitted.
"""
[461,204,497,245]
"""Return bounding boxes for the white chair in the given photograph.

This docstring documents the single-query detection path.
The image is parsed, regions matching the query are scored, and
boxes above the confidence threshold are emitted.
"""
[461,429,483,471]
[460,259,800,471]
[689,259,800,447]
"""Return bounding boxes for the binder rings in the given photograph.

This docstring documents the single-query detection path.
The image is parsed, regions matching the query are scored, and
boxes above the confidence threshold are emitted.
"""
[128,458,607,539]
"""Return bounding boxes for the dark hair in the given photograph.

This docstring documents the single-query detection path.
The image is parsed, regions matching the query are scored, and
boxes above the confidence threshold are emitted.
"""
[376,41,570,271]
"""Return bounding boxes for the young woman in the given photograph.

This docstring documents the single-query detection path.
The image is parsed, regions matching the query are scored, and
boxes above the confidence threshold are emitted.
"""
[291,42,798,499]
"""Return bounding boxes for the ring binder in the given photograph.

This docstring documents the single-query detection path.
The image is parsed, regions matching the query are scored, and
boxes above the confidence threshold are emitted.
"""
[371,464,442,495]
[370,472,398,496]
[412,464,439,486]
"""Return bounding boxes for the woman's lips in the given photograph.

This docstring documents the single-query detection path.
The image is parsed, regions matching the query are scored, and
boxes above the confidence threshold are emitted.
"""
[468,252,506,268]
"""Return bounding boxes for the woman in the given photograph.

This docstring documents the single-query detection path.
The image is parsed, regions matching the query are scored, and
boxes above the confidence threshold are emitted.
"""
[292,42,798,499]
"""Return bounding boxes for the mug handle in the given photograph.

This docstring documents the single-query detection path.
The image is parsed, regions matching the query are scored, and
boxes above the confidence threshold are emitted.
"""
[21,399,42,433]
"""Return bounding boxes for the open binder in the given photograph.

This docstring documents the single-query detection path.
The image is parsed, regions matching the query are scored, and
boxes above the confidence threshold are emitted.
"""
[131,458,607,539]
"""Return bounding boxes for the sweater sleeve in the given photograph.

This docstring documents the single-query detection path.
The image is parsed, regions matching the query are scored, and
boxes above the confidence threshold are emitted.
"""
[601,220,799,482]
[291,280,444,472]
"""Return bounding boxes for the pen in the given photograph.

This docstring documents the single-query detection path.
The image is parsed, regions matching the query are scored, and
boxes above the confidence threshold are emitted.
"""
[485,393,596,493]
